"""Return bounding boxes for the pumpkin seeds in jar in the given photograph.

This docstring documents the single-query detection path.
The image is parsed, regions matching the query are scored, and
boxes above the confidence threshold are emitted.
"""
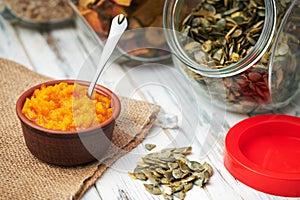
[128,146,213,199]
[181,0,266,68]
[270,1,300,106]
[178,0,300,113]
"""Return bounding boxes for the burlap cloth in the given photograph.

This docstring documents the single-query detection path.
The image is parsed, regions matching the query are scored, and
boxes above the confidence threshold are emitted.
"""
[0,58,160,199]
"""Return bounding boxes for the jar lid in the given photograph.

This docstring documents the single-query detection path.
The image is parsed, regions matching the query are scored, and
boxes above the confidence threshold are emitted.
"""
[224,114,300,197]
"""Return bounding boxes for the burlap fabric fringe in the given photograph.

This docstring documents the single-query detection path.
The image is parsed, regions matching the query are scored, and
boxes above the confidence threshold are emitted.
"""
[0,58,160,199]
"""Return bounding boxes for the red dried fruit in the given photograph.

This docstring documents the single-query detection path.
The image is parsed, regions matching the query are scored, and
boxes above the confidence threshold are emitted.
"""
[248,72,262,82]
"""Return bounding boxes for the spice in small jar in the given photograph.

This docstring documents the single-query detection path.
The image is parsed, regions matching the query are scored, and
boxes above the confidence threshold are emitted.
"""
[5,0,73,23]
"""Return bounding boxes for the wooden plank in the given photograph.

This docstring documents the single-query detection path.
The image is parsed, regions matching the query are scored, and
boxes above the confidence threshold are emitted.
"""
[14,25,69,78]
[81,186,102,200]
[48,25,101,79]
[0,16,32,69]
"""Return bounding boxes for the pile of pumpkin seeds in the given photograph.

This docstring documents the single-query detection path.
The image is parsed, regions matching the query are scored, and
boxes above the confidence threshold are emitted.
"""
[128,146,213,199]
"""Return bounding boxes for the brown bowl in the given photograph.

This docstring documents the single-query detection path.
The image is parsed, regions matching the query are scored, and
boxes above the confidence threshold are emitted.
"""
[16,80,121,166]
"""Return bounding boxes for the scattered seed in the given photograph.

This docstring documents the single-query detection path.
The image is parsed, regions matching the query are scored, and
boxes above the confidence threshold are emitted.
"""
[145,143,156,151]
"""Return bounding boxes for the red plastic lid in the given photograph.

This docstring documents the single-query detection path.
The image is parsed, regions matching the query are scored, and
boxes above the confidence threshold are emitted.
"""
[224,114,300,197]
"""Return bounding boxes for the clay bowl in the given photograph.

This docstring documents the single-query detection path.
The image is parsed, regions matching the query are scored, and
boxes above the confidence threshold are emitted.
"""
[16,80,121,167]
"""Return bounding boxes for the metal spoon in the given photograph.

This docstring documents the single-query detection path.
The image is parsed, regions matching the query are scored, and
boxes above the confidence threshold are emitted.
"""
[87,14,128,98]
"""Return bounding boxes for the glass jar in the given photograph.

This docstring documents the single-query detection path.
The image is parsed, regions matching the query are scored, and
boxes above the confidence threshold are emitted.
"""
[163,0,300,113]
[1,0,74,28]
[69,0,170,63]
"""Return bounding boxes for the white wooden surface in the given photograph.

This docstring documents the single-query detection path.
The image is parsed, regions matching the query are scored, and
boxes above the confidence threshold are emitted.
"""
[0,15,299,200]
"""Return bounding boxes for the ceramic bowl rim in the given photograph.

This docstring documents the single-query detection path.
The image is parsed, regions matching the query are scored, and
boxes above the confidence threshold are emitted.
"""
[16,79,121,136]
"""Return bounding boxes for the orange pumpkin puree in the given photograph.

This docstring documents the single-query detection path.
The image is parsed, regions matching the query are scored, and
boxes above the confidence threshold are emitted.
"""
[22,82,113,131]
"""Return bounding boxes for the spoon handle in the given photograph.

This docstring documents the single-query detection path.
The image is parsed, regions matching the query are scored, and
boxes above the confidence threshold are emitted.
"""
[88,14,128,98]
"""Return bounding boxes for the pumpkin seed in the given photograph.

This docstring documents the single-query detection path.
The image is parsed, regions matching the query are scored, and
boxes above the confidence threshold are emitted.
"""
[143,184,162,195]
[145,143,156,151]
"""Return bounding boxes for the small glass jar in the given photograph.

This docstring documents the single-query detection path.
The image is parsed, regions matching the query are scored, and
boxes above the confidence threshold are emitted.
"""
[163,0,300,113]
[1,0,74,28]
[70,0,170,63]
